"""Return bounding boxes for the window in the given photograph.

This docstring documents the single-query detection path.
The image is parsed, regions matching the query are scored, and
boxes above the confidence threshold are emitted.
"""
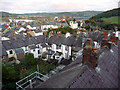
[25,46,27,51]
[33,49,35,52]
[65,46,68,51]
[9,50,13,54]
[56,45,61,49]
[38,50,40,54]
[2,56,5,60]
[38,45,39,48]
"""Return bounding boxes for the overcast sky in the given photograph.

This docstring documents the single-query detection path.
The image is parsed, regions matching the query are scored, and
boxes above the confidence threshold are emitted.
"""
[0,0,119,14]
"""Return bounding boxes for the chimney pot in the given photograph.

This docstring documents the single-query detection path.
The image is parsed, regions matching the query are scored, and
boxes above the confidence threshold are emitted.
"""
[104,33,107,40]
[113,33,115,37]
[87,38,92,46]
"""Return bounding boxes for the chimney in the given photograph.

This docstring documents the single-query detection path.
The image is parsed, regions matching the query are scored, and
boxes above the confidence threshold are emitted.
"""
[104,33,107,40]
[113,33,115,37]
[110,33,118,45]
[57,31,61,38]
[87,38,92,46]
[82,38,98,69]
[90,48,98,68]
[10,24,12,27]
[13,33,17,40]
[24,26,26,29]
[51,31,53,36]
[89,29,91,32]
[57,31,59,38]
[27,30,30,38]
[49,32,51,38]
[5,26,7,29]
[101,33,111,49]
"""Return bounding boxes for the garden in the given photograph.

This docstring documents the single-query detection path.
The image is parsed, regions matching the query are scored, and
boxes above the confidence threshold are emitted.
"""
[2,54,58,89]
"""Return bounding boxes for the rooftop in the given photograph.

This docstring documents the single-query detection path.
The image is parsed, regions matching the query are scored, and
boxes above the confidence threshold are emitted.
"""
[36,43,119,88]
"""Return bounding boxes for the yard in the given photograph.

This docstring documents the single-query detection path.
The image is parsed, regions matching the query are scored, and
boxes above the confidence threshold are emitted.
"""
[2,54,58,89]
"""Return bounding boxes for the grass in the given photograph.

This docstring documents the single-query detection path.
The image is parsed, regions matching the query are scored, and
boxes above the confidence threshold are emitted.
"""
[101,16,119,24]
[71,12,78,14]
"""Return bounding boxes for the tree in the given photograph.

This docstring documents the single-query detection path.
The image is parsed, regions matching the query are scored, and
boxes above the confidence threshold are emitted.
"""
[24,54,36,68]
[2,64,20,89]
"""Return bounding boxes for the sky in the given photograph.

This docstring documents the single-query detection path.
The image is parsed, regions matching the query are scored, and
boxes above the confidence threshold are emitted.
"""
[0,0,119,14]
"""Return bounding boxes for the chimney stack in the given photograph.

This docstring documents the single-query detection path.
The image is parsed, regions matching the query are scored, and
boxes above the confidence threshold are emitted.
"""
[110,33,118,45]
[27,30,31,38]
[82,38,98,69]
[101,33,111,49]
[57,31,61,38]
[13,33,17,40]
[87,38,92,46]
[104,33,107,40]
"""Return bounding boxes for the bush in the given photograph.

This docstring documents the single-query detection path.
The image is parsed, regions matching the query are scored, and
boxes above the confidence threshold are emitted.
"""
[48,27,77,35]
[24,54,36,68]
[2,64,20,89]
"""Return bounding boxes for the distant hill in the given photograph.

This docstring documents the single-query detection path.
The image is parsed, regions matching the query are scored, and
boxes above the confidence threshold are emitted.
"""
[101,16,119,24]
[1,11,102,18]
[24,11,102,17]
[90,8,120,19]
[0,11,17,17]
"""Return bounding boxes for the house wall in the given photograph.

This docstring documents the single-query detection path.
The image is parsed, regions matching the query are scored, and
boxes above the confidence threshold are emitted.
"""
[70,21,78,29]
[68,46,71,56]
[29,48,39,58]
[41,25,58,30]
[51,44,72,59]
[2,55,9,62]
[42,47,47,53]
[16,52,25,60]
[6,49,17,59]
[52,44,56,52]
[35,32,43,36]
[22,47,29,54]
[18,27,26,33]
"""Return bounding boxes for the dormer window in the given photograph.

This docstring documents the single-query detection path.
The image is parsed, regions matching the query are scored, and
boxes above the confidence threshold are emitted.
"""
[25,46,27,51]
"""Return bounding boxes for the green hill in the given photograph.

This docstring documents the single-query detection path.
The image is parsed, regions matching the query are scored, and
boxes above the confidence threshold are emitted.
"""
[90,8,120,19]
[101,16,119,24]
[85,8,120,30]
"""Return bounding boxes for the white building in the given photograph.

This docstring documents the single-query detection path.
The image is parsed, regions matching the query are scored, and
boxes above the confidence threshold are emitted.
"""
[69,21,78,29]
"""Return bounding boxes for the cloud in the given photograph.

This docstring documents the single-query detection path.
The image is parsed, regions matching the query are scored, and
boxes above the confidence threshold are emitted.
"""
[0,0,119,13]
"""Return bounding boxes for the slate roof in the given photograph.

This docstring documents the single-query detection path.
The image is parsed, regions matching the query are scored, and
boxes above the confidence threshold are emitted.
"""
[2,35,46,50]
[61,23,69,27]
[34,30,42,33]
[2,40,14,50]
[30,35,46,45]
[41,43,46,47]
[37,43,119,88]
[63,35,76,46]
[15,48,24,54]
[29,45,37,49]
[47,34,57,45]
[70,44,118,88]
[47,34,77,46]
[73,37,82,47]
[1,19,10,22]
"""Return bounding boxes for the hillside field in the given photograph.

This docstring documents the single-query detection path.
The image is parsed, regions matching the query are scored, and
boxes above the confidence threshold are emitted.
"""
[101,16,119,24]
